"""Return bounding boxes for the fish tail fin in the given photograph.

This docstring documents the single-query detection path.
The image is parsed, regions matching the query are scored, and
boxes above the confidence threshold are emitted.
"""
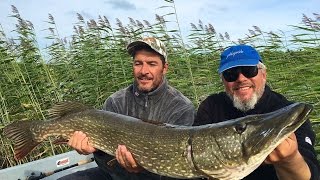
[3,120,41,160]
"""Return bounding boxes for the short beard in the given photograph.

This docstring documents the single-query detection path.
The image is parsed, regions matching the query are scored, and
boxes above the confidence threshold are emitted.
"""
[227,85,265,112]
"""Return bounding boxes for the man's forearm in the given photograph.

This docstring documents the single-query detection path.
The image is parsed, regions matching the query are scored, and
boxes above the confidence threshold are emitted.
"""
[274,152,311,180]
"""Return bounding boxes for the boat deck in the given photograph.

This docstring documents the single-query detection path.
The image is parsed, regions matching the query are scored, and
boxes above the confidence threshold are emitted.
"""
[0,151,97,180]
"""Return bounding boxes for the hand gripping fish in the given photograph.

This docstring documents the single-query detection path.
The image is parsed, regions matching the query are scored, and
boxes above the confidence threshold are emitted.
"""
[3,101,313,180]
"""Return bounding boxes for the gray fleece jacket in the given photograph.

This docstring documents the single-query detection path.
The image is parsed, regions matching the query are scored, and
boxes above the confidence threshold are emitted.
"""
[94,78,195,180]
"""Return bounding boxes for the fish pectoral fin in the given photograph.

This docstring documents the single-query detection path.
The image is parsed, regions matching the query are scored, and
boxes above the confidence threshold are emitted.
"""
[53,136,69,144]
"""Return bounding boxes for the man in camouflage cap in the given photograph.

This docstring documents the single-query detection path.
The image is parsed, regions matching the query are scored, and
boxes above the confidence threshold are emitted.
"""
[63,37,195,180]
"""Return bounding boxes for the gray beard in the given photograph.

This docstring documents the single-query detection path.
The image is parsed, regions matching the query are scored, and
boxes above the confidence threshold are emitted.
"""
[227,86,265,112]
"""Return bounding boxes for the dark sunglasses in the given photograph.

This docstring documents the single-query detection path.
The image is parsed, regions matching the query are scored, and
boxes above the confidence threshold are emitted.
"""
[222,66,259,82]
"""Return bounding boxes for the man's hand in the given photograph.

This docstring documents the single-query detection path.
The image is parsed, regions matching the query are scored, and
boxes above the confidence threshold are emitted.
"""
[116,145,144,173]
[68,131,97,155]
[264,133,311,180]
[265,133,298,164]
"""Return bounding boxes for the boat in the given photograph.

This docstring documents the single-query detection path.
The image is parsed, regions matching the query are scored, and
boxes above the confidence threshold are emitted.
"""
[0,151,97,180]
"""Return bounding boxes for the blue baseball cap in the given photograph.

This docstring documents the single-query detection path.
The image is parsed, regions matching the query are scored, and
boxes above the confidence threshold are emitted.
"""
[218,45,262,73]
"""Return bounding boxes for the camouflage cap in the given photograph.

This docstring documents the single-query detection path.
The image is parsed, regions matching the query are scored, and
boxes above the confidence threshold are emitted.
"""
[126,37,167,62]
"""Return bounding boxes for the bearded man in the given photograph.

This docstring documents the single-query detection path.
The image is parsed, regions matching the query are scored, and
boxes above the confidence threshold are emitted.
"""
[194,45,320,180]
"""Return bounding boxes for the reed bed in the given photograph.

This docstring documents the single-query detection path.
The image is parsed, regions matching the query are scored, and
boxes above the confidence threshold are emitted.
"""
[0,2,319,168]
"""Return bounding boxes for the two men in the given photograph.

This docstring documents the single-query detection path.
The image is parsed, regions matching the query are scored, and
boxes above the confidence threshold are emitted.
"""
[64,40,319,179]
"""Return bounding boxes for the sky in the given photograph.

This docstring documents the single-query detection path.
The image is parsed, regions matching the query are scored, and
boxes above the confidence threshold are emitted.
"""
[0,0,319,48]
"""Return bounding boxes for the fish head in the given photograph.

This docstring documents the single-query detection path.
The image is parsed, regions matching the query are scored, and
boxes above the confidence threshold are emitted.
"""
[193,102,313,179]
[239,103,312,164]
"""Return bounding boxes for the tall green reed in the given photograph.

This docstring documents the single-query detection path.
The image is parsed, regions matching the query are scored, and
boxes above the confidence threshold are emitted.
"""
[0,4,319,168]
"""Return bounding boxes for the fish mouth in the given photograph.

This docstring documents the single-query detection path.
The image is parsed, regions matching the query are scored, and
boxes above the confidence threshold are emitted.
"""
[243,103,313,159]
[286,103,313,128]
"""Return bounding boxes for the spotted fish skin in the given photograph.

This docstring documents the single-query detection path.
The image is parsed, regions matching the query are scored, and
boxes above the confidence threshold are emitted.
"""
[3,102,312,180]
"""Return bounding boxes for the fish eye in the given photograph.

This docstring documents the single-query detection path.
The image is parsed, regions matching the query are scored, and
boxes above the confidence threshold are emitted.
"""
[234,123,247,134]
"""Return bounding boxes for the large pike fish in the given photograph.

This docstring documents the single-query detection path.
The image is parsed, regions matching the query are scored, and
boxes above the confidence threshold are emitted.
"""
[3,101,312,180]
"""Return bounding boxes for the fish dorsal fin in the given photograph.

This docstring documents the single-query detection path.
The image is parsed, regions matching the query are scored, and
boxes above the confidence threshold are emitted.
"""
[48,101,94,118]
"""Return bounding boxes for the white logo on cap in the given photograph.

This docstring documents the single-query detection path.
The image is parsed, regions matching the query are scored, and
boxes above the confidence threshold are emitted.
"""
[226,49,244,59]
[305,136,312,145]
